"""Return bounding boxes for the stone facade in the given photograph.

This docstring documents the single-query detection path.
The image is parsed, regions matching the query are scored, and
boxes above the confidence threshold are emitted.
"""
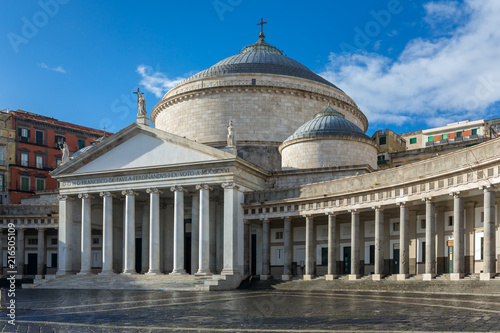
[281,136,378,170]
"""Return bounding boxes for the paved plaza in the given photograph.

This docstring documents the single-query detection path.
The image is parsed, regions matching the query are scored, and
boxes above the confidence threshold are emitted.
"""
[1,289,500,332]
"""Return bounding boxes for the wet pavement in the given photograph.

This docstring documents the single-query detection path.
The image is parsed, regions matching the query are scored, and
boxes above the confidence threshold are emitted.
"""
[2,289,500,332]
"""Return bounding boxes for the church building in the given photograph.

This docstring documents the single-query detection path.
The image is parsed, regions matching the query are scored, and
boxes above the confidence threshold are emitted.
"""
[49,30,499,290]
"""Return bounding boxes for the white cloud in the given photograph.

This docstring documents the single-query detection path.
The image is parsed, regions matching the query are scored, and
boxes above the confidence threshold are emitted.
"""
[136,65,186,98]
[320,0,500,131]
[39,62,66,74]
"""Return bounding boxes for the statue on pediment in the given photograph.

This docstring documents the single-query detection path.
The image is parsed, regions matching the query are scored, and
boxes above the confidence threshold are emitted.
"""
[227,120,235,147]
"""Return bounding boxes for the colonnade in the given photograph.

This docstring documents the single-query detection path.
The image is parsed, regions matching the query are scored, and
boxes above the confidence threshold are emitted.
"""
[258,187,498,281]
[57,182,243,277]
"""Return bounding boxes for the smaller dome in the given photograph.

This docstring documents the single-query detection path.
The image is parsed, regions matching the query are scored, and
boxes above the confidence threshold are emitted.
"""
[283,105,370,143]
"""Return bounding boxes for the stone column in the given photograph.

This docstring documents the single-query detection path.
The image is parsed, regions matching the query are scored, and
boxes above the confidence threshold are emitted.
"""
[423,198,436,280]
[164,199,174,273]
[481,186,496,280]
[304,215,315,280]
[17,228,25,277]
[191,191,199,275]
[170,186,187,275]
[397,203,409,280]
[282,217,293,281]
[373,207,384,281]
[197,184,213,275]
[145,188,162,275]
[36,228,46,277]
[261,219,270,280]
[141,202,149,274]
[435,206,445,274]
[349,210,360,280]
[78,193,93,275]
[56,195,74,275]
[221,183,242,276]
[99,192,115,275]
[451,193,464,280]
[121,190,137,275]
[326,213,337,280]
[209,198,217,273]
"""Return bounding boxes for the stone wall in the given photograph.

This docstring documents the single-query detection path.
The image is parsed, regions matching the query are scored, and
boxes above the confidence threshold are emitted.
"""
[153,74,368,147]
[281,136,378,170]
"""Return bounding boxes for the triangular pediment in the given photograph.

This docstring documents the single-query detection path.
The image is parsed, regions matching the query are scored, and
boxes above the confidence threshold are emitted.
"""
[52,123,235,176]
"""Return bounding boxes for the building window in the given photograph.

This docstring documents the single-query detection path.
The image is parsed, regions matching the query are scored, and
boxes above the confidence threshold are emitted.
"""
[35,155,43,169]
[275,231,283,240]
[55,134,65,148]
[92,237,100,245]
[78,139,86,150]
[36,178,45,191]
[21,152,28,167]
[0,146,5,165]
[421,219,426,229]
[378,155,386,161]
[51,238,58,245]
[472,128,478,135]
[0,174,4,191]
[428,137,433,142]
[409,137,417,144]
[379,137,386,145]
[369,245,375,265]
[28,238,38,245]
[35,130,44,145]
[456,131,462,138]
[20,176,30,191]
[19,127,30,142]
[448,216,453,226]
[442,134,448,140]
[393,222,400,232]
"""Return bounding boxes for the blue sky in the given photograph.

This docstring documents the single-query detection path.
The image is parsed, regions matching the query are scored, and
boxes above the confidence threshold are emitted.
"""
[2,0,500,136]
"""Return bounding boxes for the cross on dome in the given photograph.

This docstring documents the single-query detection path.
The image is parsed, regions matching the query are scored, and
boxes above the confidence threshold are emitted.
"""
[257,18,267,39]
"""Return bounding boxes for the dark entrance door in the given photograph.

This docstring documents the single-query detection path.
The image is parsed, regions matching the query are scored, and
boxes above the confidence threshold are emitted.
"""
[251,234,257,275]
[393,249,400,274]
[184,234,191,274]
[343,247,351,274]
[27,253,37,275]
[135,238,142,273]
[51,253,58,268]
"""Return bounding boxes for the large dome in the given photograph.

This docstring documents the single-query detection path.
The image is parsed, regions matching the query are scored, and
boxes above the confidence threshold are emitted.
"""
[152,34,369,171]
[177,37,340,90]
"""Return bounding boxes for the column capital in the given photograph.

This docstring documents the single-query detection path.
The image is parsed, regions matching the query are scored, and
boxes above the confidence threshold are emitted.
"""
[260,218,270,223]
[284,217,293,222]
[396,201,408,207]
[146,187,163,195]
[121,190,138,197]
[326,211,338,216]
[57,194,74,201]
[196,184,213,191]
[480,185,495,192]
[371,206,384,211]
[422,197,434,203]
[450,191,461,198]
[170,185,187,193]
[348,209,358,214]
[78,193,94,199]
[221,182,239,190]
[99,191,115,198]
[36,227,46,232]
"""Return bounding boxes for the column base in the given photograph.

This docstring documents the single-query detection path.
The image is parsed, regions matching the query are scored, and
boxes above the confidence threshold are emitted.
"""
[98,271,116,276]
[303,274,314,281]
[169,269,187,275]
[348,274,359,280]
[260,274,270,280]
[56,270,75,276]
[77,271,94,276]
[35,275,44,280]
[480,272,494,281]
[145,271,163,276]
[221,269,239,276]
[121,271,137,275]
[450,273,463,281]
[325,274,337,281]
[396,274,409,281]
[195,270,213,276]
[371,274,384,281]
[281,274,292,281]
[423,273,436,281]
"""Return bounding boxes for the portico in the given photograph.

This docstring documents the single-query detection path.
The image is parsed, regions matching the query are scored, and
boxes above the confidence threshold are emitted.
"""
[51,123,267,287]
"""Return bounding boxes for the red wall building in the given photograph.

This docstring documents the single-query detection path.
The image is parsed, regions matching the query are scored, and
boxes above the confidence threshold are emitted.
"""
[9,110,112,204]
